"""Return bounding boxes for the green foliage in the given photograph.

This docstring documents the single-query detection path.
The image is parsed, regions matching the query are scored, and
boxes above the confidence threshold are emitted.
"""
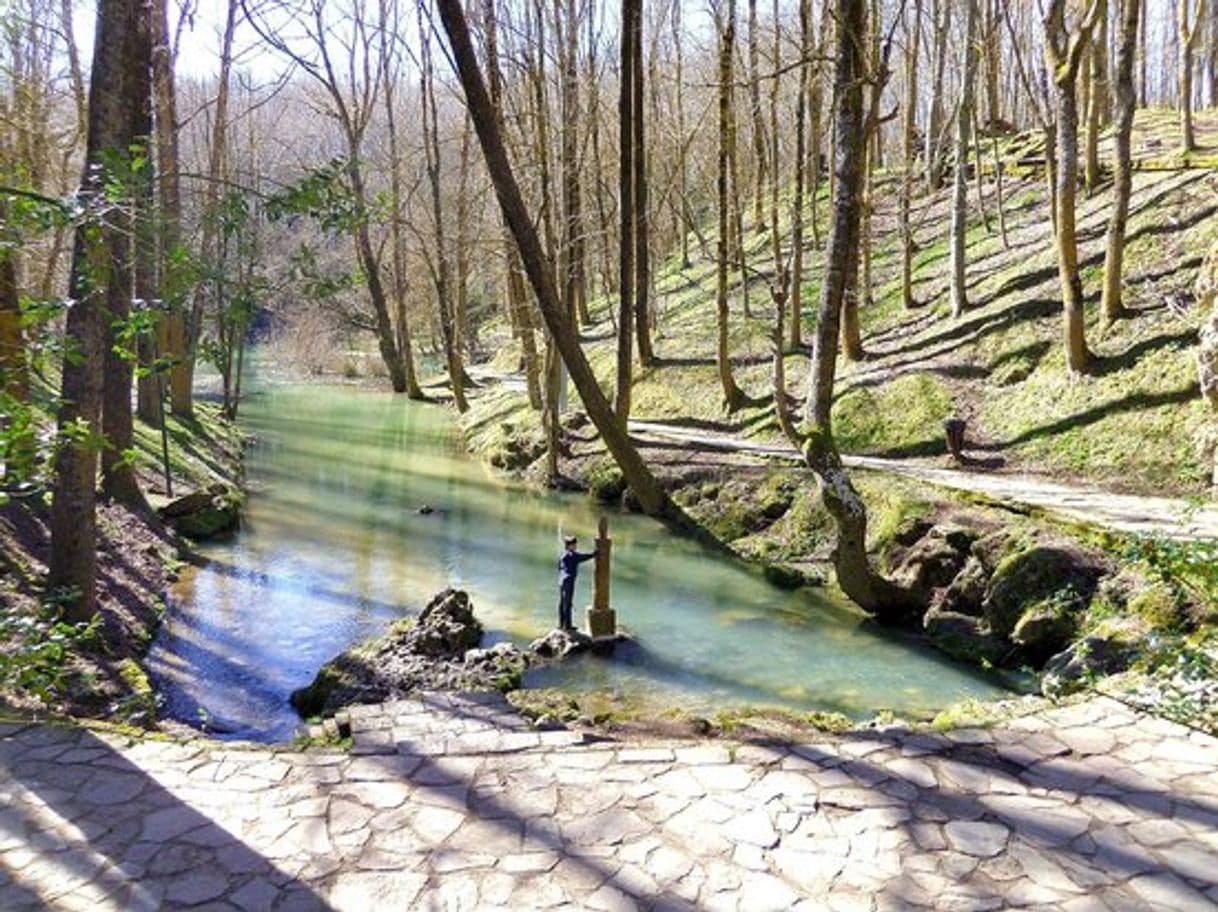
[0,603,100,706]
[267,159,364,233]
[1126,532,1218,616]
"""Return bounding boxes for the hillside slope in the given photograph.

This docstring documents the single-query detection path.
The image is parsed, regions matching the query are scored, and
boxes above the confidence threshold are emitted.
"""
[480,109,1218,498]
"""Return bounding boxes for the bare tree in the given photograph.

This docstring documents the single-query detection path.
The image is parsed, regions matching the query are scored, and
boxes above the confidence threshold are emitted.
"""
[1044,0,1102,375]
[1102,0,1142,322]
[950,0,980,319]
[716,0,747,411]
[800,0,917,621]
[1179,0,1208,152]
[436,0,672,517]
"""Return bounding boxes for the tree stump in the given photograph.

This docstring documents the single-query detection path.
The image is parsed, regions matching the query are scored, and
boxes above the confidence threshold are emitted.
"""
[943,417,968,464]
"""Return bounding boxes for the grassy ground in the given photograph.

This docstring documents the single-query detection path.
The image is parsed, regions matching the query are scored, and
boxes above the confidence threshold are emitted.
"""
[477,108,1218,497]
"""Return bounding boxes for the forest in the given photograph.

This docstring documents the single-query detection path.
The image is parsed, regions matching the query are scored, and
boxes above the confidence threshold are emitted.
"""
[0,0,1217,741]
[4,0,1218,908]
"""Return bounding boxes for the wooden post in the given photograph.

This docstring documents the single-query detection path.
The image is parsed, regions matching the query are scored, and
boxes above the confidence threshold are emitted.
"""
[587,516,616,636]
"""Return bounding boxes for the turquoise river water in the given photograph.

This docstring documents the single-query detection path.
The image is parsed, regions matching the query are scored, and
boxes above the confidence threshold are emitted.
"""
[147,384,1014,741]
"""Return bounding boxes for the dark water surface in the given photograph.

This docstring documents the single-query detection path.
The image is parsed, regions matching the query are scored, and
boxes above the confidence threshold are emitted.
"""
[148,384,1013,741]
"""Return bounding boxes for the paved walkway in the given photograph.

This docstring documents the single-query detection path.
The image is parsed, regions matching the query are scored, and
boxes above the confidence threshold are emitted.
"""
[3,694,1218,910]
[627,420,1218,541]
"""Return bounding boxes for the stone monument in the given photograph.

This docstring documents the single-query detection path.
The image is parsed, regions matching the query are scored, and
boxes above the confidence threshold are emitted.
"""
[586,517,616,637]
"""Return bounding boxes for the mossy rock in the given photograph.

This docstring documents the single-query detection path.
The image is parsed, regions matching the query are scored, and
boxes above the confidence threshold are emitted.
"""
[923,608,1008,666]
[983,545,1101,637]
[585,460,627,503]
[1011,601,1078,666]
[763,563,820,590]
[1127,583,1185,630]
[159,483,242,540]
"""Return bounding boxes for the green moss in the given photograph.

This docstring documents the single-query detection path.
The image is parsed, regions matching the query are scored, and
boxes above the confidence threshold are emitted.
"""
[834,373,954,457]
[585,458,627,503]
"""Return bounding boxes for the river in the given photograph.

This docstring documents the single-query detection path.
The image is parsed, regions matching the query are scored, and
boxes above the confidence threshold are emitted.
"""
[147,383,1014,741]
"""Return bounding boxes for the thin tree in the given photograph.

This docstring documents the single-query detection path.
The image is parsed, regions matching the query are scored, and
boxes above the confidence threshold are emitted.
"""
[924,0,951,191]
[788,0,812,346]
[632,0,654,366]
[419,0,468,413]
[1101,0,1141,323]
[1044,0,1102,374]
[1180,0,1208,153]
[950,0,980,319]
[435,0,672,517]
[899,0,922,310]
[615,0,638,420]
[483,0,543,409]
[1084,0,1108,192]
[799,0,917,621]
[716,0,747,411]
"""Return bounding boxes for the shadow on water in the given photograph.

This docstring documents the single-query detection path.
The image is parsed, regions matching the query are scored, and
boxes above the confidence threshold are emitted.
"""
[152,383,1019,742]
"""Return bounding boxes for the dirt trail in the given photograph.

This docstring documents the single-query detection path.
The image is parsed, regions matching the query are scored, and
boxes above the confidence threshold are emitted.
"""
[627,419,1218,541]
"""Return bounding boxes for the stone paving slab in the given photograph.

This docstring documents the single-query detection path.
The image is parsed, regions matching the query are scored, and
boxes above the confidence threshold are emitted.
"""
[2,694,1218,910]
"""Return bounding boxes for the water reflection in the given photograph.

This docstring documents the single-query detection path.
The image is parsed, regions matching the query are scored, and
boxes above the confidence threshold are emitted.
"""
[148,384,1014,741]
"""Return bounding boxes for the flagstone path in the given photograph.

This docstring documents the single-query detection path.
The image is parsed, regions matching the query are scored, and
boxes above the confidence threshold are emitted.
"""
[3,693,1218,910]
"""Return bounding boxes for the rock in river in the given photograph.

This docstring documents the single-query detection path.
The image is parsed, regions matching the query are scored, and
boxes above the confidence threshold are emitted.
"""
[291,589,527,718]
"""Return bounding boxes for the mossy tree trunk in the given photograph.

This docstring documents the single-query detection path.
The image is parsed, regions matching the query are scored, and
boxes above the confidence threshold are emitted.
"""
[798,0,919,623]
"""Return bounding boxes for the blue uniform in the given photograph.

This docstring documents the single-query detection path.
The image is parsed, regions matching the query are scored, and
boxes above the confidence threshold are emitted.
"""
[557,548,596,629]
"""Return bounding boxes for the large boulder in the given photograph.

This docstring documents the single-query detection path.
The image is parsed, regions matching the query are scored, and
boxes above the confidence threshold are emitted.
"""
[892,524,979,604]
[291,589,504,717]
[1041,635,1132,697]
[159,483,241,540]
[923,607,1008,666]
[1010,601,1077,665]
[982,545,1102,638]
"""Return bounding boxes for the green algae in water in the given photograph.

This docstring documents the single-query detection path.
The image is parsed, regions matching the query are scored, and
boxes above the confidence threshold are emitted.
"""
[149,383,1015,741]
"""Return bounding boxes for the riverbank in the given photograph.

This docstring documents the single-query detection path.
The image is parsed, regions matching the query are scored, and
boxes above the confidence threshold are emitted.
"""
[0,403,245,728]
[459,371,1218,735]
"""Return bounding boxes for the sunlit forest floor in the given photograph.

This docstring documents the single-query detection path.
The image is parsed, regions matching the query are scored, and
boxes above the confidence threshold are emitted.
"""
[475,108,1218,498]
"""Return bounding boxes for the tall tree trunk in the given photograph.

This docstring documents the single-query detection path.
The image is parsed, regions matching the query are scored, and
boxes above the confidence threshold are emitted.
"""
[180,0,237,417]
[484,0,542,409]
[437,0,672,518]
[100,10,151,508]
[1085,0,1108,192]
[900,0,922,310]
[633,0,654,366]
[49,0,147,620]
[1102,0,1141,323]
[380,8,424,399]
[950,0,981,319]
[151,0,187,420]
[747,0,767,232]
[925,0,952,191]
[1045,0,1100,375]
[717,0,747,411]
[616,0,637,421]
[420,0,467,412]
[801,0,917,622]
[559,0,588,330]
[789,0,812,347]
[1180,0,1207,153]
